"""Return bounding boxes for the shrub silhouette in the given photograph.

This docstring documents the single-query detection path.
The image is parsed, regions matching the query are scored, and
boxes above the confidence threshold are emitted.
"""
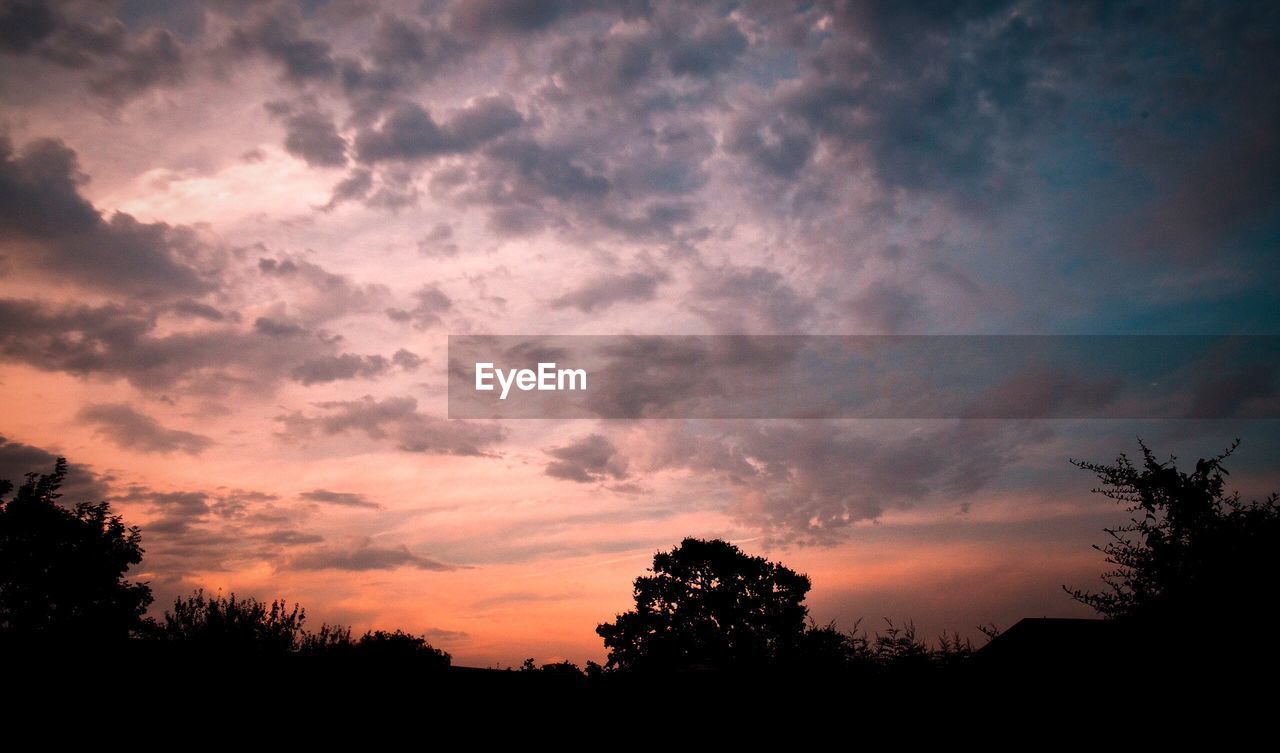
[0,458,152,644]
[161,589,450,666]
[349,629,451,667]
[1065,439,1280,630]
[161,590,309,654]
[596,537,810,671]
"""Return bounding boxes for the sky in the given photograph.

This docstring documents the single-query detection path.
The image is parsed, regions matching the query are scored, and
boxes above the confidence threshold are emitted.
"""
[1,0,1278,666]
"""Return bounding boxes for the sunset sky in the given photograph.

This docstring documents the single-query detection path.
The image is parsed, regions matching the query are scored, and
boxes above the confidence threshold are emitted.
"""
[2,0,1278,666]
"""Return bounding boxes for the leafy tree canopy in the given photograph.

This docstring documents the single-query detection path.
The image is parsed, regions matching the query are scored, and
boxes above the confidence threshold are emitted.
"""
[1066,439,1280,626]
[596,537,811,671]
[0,458,152,643]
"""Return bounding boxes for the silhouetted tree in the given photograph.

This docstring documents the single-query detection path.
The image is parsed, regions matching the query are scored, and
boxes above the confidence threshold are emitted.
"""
[596,538,811,671]
[787,619,871,671]
[0,458,152,644]
[1065,439,1280,629]
[351,629,451,668]
[161,590,307,653]
[161,590,451,665]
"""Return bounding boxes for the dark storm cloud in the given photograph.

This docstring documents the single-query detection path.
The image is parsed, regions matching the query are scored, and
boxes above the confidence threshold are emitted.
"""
[353,95,523,163]
[0,1,57,53]
[227,4,336,83]
[0,435,109,502]
[286,539,456,571]
[367,14,462,73]
[0,0,187,101]
[0,137,216,299]
[85,26,186,101]
[710,0,1055,207]
[275,395,503,456]
[544,434,629,483]
[299,489,382,509]
[0,297,353,392]
[78,403,214,455]
[550,269,669,313]
[266,102,348,167]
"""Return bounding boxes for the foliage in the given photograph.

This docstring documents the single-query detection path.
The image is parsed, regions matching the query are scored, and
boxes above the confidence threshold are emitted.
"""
[0,458,152,643]
[1065,439,1280,625]
[161,590,308,653]
[351,629,451,667]
[161,590,450,665]
[596,538,811,671]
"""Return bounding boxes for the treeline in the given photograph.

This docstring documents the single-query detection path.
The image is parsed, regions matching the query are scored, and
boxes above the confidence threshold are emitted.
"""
[4,439,1280,684]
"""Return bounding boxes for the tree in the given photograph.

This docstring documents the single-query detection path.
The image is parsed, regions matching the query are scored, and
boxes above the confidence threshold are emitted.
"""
[350,629,451,668]
[596,538,811,671]
[1065,439,1280,628]
[160,590,308,653]
[0,458,152,644]
[161,590,451,666]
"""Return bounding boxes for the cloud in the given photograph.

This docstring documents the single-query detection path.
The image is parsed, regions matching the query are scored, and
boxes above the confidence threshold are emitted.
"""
[286,539,455,571]
[266,102,348,167]
[354,95,523,164]
[287,349,422,385]
[0,1,187,101]
[299,489,382,509]
[291,354,389,385]
[385,284,451,329]
[629,419,1055,543]
[275,395,503,456]
[449,0,591,39]
[550,269,669,312]
[665,17,747,77]
[417,222,460,257]
[851,281,921,333]
[689,265,813,332]
[544,434,628,483]
[0,136,217,299]
[0,435,108,502]
[0,1,57,54]
[0,297,346,392]
[422,627,470,643]
[78,403,214,454]
[256,255,389,323]
[227,5,336,84]
[110,482,322,579]
[254,316,308,338]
